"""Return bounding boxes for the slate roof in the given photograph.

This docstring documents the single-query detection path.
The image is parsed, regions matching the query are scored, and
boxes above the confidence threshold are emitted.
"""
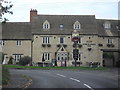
[96,19,119,36]
[1,15,119,40]
[31,15,98,35]
[2,22,31,40]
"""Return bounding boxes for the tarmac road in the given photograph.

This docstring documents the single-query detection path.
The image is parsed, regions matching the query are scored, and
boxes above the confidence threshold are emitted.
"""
[9,68,119,90]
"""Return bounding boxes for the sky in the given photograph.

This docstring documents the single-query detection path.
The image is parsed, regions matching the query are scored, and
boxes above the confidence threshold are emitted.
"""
[2,0,119,22]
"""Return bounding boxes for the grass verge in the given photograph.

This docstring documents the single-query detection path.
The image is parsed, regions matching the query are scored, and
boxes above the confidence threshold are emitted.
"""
[2,66,10,85]
[3,65,107,70]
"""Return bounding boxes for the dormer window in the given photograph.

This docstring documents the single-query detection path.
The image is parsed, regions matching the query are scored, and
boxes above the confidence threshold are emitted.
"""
[104,21,111,29]
[43,20,50,29]
[59,24,64,29]
[74,21,81,29]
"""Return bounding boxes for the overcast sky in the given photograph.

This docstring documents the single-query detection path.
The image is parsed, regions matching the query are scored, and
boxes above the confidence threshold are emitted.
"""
[2,0,119,22]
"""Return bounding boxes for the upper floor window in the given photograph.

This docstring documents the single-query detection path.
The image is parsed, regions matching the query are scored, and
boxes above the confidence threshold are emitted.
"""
[104,21,111,29]
[0,40,4,46]
[74,21,81,29]
[60,37,64,44]
[17,41,22,46]
[43,37,50,44]
[59,24,64,29]
[43,20,50,29]
[108,39,113,44]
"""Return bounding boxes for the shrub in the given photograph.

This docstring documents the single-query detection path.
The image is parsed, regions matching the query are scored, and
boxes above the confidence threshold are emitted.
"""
[103,52,113,59]
[19,56,31,66]
[8,56,13,64]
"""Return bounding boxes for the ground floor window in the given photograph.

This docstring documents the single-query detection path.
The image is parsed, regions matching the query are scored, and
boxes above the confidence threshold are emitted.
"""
[42,53,50,61]
[72,53,81,60]
[56,53,68,61]
[13,54,23,62]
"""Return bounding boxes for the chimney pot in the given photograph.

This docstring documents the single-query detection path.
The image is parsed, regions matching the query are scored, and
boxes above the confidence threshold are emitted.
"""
[30,9,37,22]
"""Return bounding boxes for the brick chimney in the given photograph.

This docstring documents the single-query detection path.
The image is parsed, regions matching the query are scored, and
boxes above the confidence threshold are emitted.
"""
[30,9,37,22]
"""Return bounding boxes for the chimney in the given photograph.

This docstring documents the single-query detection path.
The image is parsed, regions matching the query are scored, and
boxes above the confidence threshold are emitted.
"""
[30,9,37,22]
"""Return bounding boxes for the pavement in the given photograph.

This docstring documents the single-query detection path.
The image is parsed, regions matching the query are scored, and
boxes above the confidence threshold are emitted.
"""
[3,68,119,90]
[2,73,32,89]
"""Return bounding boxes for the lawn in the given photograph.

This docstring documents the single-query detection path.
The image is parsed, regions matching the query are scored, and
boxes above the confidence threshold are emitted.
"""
[3,65,107,70]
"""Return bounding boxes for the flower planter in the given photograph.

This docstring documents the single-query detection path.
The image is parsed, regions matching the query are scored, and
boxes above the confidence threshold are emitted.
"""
[47,44,51,47]
[42,44,46,47]
[107,44,111,47]
[73,44,76,47]
[78,44,82,48]
[88,48,92,51]
[107,44,115,47]
[98,44,103,47]
[63,44,67,48]
[57,44,61,47]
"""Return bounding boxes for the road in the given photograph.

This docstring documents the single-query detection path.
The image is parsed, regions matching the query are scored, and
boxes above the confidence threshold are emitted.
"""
[9,68,119,89]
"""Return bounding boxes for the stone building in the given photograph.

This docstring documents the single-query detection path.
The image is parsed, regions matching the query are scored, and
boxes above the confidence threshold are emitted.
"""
[0,9,120,67]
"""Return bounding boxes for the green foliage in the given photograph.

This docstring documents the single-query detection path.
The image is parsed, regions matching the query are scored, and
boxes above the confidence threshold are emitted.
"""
[103,52,113,59]
[2,66,10,85]
[19,56,31,66]
[8,56,13,64]
[0,0,13,22]
[3,65,107,70]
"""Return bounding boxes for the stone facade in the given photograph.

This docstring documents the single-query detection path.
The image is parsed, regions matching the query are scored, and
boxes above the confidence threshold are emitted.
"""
[1,9,119,67]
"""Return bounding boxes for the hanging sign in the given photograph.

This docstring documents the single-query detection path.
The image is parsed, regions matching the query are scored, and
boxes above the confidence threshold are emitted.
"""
[72,30,80,41]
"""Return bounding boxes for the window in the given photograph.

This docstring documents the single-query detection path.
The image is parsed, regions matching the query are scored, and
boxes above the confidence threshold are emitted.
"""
[17,41,22,46]
[72,53,81,60]
[74,21,81,29]
[43,37,50,44]
[13,54,23,62]
[78,38,81,43]
[104,21,111,29]
[57,57,60,61]
[108,39,112,44]
[60,37,64,43]
[59,24,64,29]
[42,53,50,61]
[0,40,4,46]
[43,20,50,29]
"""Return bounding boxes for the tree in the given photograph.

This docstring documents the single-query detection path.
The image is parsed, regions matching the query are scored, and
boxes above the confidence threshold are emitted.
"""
[19,56,31,66]
[0,0,13,22]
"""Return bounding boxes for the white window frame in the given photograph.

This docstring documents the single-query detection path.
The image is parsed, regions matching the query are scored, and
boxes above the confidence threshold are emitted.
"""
[104,22,111,29]
[0,40,4,46]
[108,39,113,44]
[42,53,50,61]
[74,21,81,29]
[17,40,22,46]
[13,54,23,62]
[72,52,81,60]
[43,20,50,29]
[43,37,50,44]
